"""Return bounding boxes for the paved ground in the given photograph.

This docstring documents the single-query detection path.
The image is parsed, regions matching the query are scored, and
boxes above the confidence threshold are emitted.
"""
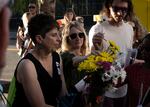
[0,32,19,104]
[0,32,19,81]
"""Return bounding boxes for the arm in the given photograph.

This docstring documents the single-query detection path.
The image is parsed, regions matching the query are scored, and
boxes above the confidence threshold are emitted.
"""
[88,24,107,52]
[0,6,11,69]
[16,26,24,49]
[22,13,29,29]
[17,59,54,107]
[72,55,89,66]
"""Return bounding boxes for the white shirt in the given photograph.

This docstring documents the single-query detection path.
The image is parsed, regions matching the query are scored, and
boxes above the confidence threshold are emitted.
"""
[89,21,134,98]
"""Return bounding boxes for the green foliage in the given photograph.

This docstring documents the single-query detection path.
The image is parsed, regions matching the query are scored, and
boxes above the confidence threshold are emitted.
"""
[10,0,32,15]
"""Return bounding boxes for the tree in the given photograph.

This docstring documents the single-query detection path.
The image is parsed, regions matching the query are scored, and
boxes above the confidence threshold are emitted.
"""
[10,0,32,16]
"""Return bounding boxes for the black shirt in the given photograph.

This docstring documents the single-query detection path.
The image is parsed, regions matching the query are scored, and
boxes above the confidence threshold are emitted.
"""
[12,52,62,107]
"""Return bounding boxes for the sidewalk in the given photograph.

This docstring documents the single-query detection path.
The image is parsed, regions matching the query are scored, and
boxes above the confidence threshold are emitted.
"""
[0,32,19,94]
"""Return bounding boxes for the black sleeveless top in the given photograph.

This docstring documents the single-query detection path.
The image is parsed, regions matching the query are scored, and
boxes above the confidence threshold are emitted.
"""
[12,52,62,107]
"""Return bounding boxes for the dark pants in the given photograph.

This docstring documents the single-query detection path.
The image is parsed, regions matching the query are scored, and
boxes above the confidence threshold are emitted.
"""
[102,96,127,107]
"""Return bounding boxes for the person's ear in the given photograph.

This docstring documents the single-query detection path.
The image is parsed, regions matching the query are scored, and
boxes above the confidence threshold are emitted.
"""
[35,35,43,43]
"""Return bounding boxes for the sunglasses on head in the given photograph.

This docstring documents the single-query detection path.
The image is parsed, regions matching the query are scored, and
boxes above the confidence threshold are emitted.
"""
[112,6,128,13]
[28,6,36,9]
[69,33,85,40]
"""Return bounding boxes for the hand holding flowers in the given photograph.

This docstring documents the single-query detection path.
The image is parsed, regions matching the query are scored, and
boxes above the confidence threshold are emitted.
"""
[77,40,126,105]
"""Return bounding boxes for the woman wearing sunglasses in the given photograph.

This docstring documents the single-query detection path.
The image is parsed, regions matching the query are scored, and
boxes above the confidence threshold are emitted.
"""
[60,21,89,106]
[18,1,38,57]
[61,21,89,89]
[22,1,37,34]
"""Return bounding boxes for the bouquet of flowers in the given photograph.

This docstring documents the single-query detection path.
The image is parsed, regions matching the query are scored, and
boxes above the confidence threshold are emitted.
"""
[78,40,126,106]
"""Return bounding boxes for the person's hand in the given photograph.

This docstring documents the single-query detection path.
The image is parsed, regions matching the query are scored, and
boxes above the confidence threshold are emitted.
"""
[64,16,69,23]
[91,50,100,55]
[18,30,25,41]
[16,42,21,50]
[75,76,89,93]
[92,32,104,50]
[134,59,145,63]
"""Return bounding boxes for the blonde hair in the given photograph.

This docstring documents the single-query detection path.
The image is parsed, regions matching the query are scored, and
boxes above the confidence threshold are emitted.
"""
[61,21,89,55]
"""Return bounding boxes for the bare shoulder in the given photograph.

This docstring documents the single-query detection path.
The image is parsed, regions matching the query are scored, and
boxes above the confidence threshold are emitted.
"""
[17,59,37,83]
[18,58,34,69]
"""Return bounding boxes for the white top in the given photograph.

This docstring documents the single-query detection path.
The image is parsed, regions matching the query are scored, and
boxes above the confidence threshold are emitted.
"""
[89,21,134,65]
[0,0,9,12]
[88,21,134,98]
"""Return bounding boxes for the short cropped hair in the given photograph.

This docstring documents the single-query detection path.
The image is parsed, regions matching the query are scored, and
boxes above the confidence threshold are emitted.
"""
[28,14,59,44]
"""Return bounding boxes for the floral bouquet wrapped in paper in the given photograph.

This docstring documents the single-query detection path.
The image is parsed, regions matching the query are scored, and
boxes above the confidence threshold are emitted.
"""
[78,40,126,106]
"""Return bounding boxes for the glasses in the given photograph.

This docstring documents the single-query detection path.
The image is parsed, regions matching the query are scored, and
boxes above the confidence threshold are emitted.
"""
[112,6,128,13]
[69,33,85,40]
[28,6,36,9]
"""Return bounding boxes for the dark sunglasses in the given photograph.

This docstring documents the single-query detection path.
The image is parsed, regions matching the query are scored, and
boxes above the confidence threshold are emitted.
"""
[69,33,85,40]
[112,6,128,13]
[28,6,36,9]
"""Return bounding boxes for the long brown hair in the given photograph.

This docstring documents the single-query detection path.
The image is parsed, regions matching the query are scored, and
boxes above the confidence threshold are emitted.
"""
[104,0,133,18]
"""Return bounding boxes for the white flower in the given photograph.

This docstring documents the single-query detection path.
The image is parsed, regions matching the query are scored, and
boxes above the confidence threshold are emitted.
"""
[120,68,126,82]
[112,70,120,85]
[101,71,112,82]
[108,85,118,92]
[101,66,115,82]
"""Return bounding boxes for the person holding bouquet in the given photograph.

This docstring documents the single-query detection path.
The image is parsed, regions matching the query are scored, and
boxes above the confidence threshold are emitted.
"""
[77,37,127,107]
[89,0,134,107]
[61,21,89,107]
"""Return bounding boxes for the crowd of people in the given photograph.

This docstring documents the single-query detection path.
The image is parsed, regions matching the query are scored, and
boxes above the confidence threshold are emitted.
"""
[0,0,150,107]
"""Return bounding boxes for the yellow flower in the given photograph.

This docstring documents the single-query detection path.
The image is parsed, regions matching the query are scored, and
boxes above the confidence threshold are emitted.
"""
[78,40,120,73]
[109,40,120,52]
[78,55,98,72]
[100,52,111,58]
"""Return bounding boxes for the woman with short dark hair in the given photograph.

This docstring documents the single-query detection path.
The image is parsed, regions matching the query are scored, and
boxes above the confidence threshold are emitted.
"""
[12,14,67,107]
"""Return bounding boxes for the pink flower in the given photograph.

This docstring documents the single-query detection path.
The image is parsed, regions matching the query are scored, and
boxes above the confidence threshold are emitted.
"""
[97,61,112,70]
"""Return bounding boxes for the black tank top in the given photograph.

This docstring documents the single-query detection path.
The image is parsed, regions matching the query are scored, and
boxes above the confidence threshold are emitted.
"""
[12,52,62,107]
